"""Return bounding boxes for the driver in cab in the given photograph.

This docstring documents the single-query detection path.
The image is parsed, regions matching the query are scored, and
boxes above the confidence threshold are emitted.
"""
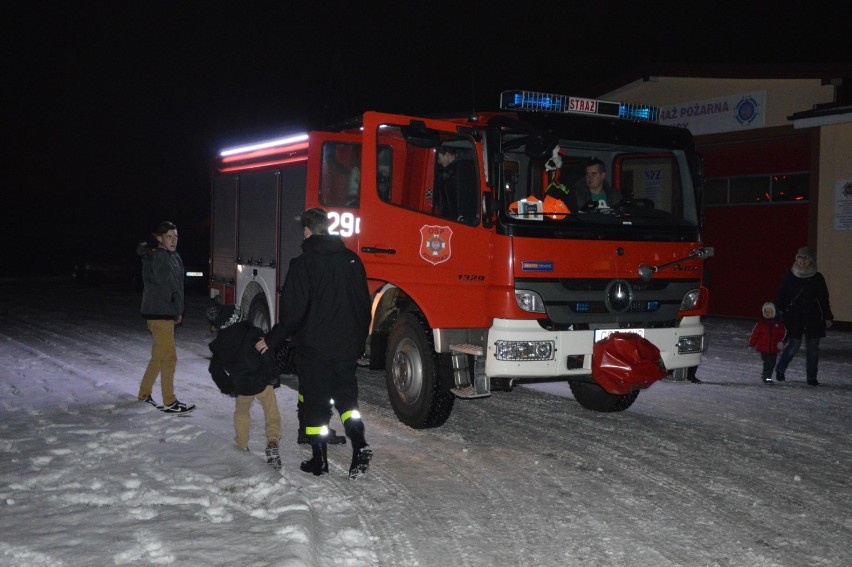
[573,158,615,211]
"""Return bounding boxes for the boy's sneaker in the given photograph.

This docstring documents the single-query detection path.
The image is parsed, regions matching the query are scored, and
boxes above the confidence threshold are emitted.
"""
[139,395,162,409]
[762,376,774,384]
[775,372,786,382]
[265,441,282,471]
[162,400,196,415]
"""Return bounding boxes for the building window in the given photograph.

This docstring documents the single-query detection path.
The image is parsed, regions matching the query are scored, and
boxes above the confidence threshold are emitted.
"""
[704,173,809,206]
[772,173,809,202]
[730,176,770,204]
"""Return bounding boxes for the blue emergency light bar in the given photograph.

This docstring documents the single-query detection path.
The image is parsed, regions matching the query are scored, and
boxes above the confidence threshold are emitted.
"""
[500,90,660,122]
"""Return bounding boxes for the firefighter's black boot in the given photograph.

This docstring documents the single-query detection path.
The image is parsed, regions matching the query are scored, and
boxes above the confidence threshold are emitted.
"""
[345,421,373,480]
[300,440,328,476]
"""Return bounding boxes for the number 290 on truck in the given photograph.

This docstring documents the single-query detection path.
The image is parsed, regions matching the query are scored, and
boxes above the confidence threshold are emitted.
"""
[210,89,713,429]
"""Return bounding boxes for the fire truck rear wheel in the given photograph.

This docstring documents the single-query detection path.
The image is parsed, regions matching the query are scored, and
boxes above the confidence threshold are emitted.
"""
[247,295,270,333]
[568,382,639,412]
[385,313,455,429]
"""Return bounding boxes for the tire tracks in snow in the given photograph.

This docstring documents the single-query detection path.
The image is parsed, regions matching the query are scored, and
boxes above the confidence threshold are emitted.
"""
[478,386,818,566]
[346,392,544,566]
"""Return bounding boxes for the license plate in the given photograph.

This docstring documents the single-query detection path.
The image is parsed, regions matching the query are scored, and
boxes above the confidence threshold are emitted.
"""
[594,328,645,341]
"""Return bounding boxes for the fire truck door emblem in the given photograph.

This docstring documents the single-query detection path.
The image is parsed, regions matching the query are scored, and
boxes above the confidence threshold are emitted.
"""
[419,225,452,265]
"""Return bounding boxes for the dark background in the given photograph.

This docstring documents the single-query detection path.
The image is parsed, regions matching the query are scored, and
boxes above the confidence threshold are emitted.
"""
[1,1,846,276]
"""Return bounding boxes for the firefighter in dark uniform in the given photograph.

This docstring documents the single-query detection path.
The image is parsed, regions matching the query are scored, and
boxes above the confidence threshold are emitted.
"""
[256,208,373,479]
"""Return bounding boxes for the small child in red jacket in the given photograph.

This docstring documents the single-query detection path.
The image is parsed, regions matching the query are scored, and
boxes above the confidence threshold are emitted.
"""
[748,302,787,384]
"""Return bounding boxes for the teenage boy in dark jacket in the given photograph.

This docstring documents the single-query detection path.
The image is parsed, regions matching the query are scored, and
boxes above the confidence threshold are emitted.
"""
[208,303,282,470]
[137,220,195,414]
[256,208,373,479]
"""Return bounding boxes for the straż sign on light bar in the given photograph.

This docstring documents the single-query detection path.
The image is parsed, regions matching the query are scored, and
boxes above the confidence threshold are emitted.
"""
[567,97,600,114]
[500,90,660,122]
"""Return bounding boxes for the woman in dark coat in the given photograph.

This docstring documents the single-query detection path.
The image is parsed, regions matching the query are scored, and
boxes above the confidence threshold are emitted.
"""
[774,247,834,385]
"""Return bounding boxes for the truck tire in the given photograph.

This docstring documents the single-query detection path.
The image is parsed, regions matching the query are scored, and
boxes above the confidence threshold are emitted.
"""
[247,295,270,333]
[569,382,639,412]
[385,313,455,429]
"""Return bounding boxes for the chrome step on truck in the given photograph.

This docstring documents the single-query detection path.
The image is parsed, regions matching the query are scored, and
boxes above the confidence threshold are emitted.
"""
[449,344,490,399]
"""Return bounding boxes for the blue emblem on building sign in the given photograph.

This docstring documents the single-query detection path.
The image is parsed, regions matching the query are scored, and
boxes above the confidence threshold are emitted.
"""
[521,261,554,272]
[735,95,759,125]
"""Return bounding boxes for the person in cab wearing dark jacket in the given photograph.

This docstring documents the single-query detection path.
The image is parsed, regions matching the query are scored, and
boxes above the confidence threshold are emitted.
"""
[774,247,834,386]
[256,208,373,479]
[573,158,615,211]
[137,221,195,414]
[432,145,479,225]
[207,303,282,470]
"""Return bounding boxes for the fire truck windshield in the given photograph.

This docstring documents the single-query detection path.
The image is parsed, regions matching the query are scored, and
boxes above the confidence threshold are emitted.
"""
[497,135,700,241]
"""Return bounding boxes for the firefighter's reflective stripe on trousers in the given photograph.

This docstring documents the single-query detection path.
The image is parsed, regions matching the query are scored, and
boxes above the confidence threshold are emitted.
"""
[305,425,329,437]
[341,409,361,424]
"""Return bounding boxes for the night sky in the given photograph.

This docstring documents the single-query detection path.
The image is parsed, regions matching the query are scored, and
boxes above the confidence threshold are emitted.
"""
[2,1,846,276]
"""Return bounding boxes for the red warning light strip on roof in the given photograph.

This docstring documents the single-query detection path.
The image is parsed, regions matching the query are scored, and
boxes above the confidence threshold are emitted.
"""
[219,142,309,164]
[218,154,308,173]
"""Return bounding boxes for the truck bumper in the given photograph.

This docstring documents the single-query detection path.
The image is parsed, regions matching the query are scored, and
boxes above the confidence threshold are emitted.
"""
[484,316,705,380]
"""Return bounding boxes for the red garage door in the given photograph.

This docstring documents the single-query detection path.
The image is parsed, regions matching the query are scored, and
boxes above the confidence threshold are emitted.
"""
[698,129,812,318]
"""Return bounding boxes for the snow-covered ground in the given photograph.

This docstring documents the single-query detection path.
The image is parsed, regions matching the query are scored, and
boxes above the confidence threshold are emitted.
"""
[1,279,850,567]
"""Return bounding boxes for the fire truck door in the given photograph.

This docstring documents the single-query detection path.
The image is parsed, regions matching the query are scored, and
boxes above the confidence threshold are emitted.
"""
[358,113,492,329]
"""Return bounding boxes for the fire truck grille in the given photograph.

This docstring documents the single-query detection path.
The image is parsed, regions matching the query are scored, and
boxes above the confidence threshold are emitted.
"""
[568,299,663,314]
[516,277,700,327]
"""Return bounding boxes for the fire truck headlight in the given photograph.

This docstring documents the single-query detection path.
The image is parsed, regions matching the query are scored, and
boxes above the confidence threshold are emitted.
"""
[515,290,545,313]
[677,335,704,354]
[680,289,701,311]
[495,340,555,361]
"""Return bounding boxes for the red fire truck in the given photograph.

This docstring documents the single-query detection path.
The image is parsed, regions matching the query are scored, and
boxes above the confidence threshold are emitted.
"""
[210,89,713,429]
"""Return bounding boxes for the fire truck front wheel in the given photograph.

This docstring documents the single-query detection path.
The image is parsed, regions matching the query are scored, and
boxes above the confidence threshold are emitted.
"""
[569,382,639,412]
[385,314,455,429]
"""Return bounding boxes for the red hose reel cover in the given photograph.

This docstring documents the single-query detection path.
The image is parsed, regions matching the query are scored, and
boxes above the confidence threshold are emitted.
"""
[592,332,667,395]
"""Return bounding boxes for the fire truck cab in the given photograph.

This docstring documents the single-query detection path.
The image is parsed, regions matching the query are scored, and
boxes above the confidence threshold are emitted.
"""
[210,90,712,429]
